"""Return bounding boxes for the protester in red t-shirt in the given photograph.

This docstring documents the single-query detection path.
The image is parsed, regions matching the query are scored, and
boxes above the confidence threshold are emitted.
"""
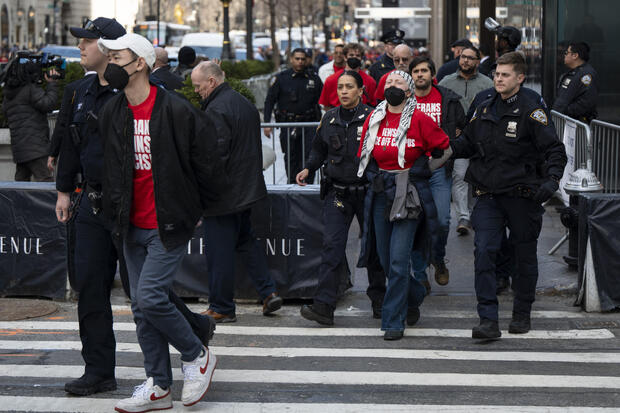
[319,43,376,109]
[97,33,218,411]
[408,55,466,293]
[356,70,450,340]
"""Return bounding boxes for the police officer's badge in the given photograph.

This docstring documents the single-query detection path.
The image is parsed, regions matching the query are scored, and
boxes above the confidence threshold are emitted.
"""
[506,121,518,138]
[562,77,571,88]
[581,74,592,86]
[530,109,548,125]
[357,126,363,140]
[307,79,315,89]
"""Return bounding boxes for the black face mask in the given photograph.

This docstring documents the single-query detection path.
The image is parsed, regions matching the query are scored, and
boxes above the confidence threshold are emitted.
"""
[384,86,407,106]
[103,59,138,90]
[346,57,362,69]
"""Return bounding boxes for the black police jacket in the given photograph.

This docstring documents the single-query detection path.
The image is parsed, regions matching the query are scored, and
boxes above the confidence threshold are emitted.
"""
[552,62,598,122]
[264,68,323,122]
[99,86,223,250]
[2,81,58,164]
[369,54,394,83]
[451,88,567,194]
[305,103,373,185]
[200,82,267,217]
[55,74,118,193]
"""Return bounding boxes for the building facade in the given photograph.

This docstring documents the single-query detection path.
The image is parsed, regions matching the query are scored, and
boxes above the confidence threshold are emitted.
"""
[0,0,90,49]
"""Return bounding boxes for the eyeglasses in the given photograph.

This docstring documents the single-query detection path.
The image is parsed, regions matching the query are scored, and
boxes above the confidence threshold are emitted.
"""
[82,19,106,38]
[393,58,410,63]
[460,55,479,61]
[563,49,574,56]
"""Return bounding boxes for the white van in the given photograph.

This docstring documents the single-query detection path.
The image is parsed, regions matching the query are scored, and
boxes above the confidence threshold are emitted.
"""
[181,33,234,60]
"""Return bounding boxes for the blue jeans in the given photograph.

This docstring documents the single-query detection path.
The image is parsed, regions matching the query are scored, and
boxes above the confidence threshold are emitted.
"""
[373,192,426,332]
[411,167,452,275]
[124,226,203,389]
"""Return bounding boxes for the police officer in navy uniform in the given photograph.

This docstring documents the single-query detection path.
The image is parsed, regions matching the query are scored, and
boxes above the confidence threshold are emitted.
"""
[451,52,567,339]
[295,70,385,324]
[552,41,598,123]
[369,29,405,83]
[264,47,323,183]
[55,18,214,396]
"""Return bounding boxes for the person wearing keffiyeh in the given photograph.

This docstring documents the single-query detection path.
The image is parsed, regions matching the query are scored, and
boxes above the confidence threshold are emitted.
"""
[356,70,450,340]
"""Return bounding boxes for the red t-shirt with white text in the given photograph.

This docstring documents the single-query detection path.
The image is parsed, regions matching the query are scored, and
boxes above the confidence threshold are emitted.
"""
[357,109,449,170]
[128,85,158,229]
[415,86,442,126]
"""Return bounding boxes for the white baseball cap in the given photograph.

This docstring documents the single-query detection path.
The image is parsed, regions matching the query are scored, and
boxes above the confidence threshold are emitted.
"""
[98,33,156,69]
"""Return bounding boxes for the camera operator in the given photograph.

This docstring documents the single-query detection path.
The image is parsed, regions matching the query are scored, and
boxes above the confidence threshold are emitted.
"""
[1,59,58,181]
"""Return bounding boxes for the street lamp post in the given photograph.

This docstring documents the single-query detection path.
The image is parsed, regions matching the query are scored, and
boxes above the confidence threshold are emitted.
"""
[221,0,232,60]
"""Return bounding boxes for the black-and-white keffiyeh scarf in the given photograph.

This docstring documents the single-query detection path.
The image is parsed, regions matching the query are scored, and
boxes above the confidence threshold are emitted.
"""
[357,70,418,177]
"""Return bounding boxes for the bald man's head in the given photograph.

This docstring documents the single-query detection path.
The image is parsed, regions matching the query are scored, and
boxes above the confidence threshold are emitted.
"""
[191,61,225,99]
[393,44,413,71]
[154,47,169,69]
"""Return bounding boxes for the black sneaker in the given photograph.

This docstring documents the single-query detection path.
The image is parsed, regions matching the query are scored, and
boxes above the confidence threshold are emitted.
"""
[300,302,334,326]
[509,313,531,334]
[433,261,449,285]
[496,277,511,295]
[406,307,420,326]
[472,318,501,339]
[193,313,216,347]
[384,330,404,341]
[456,219,472,236]
[371,302,382,319]
[64,374,117,396]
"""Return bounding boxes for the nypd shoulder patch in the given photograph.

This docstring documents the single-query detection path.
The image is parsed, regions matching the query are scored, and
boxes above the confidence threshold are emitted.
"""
[581,74,592,86]
[470,108,478,122]
[270,76,277,87]
[530,109,548,125]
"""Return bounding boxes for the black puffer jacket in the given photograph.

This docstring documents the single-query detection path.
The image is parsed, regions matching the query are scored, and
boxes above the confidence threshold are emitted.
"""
[2,82,58,163]
[100,86,224,250]
[200,82,267,216]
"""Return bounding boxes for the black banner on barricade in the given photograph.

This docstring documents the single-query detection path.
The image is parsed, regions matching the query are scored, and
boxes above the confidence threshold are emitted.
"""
[0,183,350,300]
[0,182,67,298]
[578,193,620,311]
[174,185,350,299]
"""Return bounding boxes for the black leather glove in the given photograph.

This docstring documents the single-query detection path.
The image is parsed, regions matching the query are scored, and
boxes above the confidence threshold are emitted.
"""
[430,148,444,158]
[533,179,559,203]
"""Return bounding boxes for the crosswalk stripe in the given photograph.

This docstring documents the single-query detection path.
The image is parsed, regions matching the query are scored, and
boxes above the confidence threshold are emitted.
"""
[0,397,616,413]
[2,340,620,364]
[110,305,593,319]
[0,321,613,339]
[3,364,620,389]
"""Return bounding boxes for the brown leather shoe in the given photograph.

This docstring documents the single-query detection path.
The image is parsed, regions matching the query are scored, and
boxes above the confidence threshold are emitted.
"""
[204,309,237,323]
[262,292,283,315]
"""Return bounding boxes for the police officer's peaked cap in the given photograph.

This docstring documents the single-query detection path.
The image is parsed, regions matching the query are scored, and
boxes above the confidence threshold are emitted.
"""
[451,38,474,48]
[498,26,522,49]
[70,17,126,40]
[304,48,313,58]
[380,29,405,44]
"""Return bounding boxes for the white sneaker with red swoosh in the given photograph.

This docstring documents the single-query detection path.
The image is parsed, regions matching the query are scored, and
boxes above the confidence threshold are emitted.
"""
[114,377,172,413]
[181,345,217,406]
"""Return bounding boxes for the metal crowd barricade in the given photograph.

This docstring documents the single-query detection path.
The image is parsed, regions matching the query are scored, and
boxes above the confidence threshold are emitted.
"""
[261,122,320,185]
[242,73,273,111]
[550,110,591,172]
[590,119,620,193]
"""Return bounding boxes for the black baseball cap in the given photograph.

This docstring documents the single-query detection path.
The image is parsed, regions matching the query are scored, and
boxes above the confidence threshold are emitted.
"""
[451,38,474,48]
[69,17,126,40]
[380,29,405,44]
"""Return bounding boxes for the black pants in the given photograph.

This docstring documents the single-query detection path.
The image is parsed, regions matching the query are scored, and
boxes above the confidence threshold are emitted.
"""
[203,209,276,315]
[74,195,118,379]
[471,194,544,321]
[314,189,386,309]
[280,126,316,184]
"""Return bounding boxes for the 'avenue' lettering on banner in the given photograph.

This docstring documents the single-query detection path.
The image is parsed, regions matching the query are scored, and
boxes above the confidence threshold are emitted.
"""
[0,236,43,255]
[187,237,306,257]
